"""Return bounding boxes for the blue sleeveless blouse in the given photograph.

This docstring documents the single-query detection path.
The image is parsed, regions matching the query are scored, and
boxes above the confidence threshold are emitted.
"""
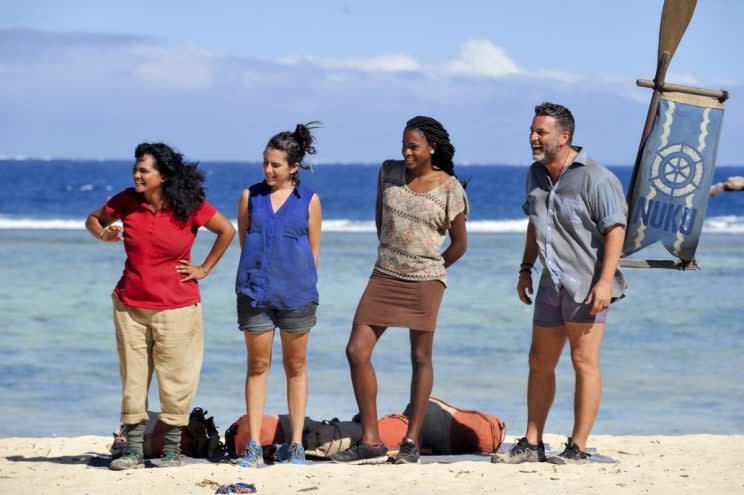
[235,182,319,310]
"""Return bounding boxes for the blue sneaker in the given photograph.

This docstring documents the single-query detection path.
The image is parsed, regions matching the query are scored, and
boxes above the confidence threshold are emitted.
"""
[237,440,264,468]
[277,442,308,464]
[287,442,307,465]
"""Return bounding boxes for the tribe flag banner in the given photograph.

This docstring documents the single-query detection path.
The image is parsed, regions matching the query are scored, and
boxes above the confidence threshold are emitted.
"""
[623,92,725,261]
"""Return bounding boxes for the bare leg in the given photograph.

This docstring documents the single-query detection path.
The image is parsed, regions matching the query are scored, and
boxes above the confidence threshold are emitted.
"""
[565,322,605,451]
[525,324,567,445]
[404,329,435,443]
[244,330,275,445]
[280,329,310,445]
[345,324,386,444]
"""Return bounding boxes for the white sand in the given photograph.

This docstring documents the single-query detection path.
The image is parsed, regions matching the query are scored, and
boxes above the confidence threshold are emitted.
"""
[1,434,743,494]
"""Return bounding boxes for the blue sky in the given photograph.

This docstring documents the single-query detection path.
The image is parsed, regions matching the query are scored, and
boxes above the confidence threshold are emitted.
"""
[0,1,741,164]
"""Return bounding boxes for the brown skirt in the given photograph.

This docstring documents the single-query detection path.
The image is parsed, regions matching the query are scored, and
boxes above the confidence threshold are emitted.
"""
[353,271,445,332]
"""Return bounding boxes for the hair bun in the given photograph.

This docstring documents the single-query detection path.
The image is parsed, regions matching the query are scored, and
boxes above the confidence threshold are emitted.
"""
[293,123,316,156]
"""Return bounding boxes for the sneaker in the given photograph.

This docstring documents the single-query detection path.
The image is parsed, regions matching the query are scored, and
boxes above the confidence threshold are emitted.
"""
[286,443,308,465]
[330,442,389,465]
[276,442,289,462]
[158,449,183,468]
[237,440,265,468]
[393,438,420,464]
[547,440,591,465]
[491,437,546,464]
[109,451,144,471]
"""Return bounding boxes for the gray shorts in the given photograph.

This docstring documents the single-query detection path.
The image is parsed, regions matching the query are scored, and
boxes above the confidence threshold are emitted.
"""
[533,285,608,327]
[237,294,317,333]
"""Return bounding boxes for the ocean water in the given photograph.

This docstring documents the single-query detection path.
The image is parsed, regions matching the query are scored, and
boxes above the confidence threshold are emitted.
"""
[1,160,743,438]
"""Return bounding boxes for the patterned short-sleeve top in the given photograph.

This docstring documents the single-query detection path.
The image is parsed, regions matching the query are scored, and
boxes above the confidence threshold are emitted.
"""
[374,160,469,286]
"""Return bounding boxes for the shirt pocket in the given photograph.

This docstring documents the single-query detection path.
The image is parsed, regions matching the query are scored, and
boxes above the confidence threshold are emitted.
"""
[558,196,586,225]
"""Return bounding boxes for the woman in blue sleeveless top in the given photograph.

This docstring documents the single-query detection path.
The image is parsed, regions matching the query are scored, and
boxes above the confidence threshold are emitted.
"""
[235,124,322,467]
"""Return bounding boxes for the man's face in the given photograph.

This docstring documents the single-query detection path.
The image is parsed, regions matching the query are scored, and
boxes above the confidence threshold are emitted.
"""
[530,115,567,164]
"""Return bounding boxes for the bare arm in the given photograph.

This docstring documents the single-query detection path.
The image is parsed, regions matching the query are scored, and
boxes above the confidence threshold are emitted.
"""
[237,188,251,249]
[517,220,539,305]
[442,212,467,268]
[375,168,383,240]
[85,205,122,242]
[177,211,236,282]
[308,193,322,267]
[584,224,624,314]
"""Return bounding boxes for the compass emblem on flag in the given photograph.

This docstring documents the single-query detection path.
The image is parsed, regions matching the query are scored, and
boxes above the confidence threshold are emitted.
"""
[649,143,703,198]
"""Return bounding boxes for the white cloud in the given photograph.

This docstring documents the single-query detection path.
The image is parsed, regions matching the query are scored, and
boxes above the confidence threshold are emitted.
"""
[527,69,580,83]
[279,53,421,73]
[279,40,522,79]
[124,43,219,91]
[666,71,699,86]
[445,39,521,77]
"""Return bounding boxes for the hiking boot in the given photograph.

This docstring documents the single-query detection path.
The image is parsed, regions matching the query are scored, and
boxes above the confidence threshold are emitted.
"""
[237,440,264,468]
[547,440,591,465]
[109,451,144,471]
[287,442,308,465]
[394,438,420,464]
[491,437,546,464]
[331,442,389,465]
[158,449,183,468]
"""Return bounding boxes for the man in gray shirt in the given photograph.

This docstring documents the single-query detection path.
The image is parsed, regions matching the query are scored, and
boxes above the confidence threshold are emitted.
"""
[494,102,627,465]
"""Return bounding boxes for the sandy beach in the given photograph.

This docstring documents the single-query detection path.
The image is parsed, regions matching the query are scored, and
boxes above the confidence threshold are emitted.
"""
[2,433,742,494]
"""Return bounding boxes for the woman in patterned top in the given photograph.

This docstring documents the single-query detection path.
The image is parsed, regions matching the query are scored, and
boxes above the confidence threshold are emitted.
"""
[332,116,469,465]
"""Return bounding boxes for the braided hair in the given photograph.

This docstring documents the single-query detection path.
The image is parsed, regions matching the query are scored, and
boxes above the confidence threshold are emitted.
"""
[405,116,466,187]
[134,143,205,223]
[266,122,319,195]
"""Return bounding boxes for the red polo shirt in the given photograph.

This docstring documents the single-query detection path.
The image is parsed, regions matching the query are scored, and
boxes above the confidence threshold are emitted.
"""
[105,188,217,309]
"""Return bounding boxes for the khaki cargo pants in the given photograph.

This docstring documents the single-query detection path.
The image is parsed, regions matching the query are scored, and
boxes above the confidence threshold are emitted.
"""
[112,295,204,426]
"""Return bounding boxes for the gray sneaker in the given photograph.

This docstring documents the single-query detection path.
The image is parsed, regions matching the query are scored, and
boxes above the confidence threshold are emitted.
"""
[547,440,590,465]
[331,442,389,465]
[491,437,546,464]
[109,451,145,471]
[158,449,183,468]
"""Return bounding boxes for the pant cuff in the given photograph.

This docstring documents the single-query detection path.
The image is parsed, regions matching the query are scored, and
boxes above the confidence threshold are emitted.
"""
[159,412,190,427]
[120,413,150,425]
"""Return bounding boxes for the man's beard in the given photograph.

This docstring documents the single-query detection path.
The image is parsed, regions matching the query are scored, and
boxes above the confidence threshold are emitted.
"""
[532,138,561,164]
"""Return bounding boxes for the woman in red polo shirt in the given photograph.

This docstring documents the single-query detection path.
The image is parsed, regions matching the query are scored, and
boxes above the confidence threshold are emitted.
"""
[86,143,235,470]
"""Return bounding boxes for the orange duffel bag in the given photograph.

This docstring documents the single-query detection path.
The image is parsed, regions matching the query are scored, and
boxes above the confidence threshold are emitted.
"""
[377,414,409,448]
[403,397,506,454]
[225,415,285,457]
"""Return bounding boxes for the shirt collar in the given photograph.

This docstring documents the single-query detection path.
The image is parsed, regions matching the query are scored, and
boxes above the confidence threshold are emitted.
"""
[570,146,587,168]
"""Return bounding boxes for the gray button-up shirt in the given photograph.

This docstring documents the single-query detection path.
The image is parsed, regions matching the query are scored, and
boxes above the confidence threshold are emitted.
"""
[523,147,628,302]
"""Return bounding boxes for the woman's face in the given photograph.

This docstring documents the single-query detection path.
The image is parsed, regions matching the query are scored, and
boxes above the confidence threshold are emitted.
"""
[132,154,164,195]
[401,128,435,170]
[263,147,299,189]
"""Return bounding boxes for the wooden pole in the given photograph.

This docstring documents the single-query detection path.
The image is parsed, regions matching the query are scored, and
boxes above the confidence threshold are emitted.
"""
[636,79,729,101]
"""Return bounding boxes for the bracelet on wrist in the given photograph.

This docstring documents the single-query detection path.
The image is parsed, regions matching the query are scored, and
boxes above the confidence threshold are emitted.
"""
[520,262,533,269]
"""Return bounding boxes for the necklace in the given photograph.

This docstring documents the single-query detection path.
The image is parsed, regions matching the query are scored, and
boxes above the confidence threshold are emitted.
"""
[550,147,573,182]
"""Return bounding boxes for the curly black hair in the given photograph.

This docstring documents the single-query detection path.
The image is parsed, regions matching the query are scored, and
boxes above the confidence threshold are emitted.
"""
[266,123,319,195]
[134,142,206,223]
[405,116,467,187]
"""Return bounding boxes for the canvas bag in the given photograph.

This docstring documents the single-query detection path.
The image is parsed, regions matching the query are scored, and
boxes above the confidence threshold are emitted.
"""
[403,397,506,454]
[225,415,364,458]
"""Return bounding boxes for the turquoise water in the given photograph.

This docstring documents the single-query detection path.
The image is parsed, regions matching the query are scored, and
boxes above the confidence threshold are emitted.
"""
[1,230,742,438]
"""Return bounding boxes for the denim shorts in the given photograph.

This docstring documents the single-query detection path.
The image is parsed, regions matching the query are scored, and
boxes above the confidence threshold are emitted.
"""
[237,294,317,333]
[533,285,608,327]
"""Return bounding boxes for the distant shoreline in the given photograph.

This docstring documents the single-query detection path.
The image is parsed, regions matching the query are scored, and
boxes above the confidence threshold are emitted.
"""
[2,158,744,167]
